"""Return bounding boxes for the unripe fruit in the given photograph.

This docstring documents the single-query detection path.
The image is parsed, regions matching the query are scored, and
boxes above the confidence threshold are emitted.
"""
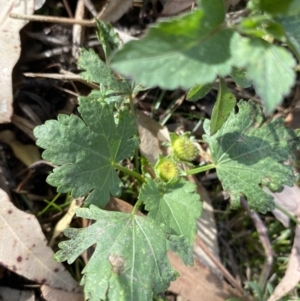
[172,136,198,162]
[155,158,179,182]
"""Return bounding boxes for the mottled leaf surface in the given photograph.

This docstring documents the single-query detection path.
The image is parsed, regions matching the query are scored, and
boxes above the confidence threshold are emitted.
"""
[139,178,201,249]
[55,206,177,301]
[34,101,139,207]
[78,48,130,93]
[203,100,300,213]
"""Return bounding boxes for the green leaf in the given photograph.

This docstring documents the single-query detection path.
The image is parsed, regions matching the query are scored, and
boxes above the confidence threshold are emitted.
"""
[238,16,285,39]
[210,79,236,135]
[231,67,252,88]
[110,0,237,90]
[139,178,201,251]
[232,36,296,113]
[251,0,300,16]
[34,101,139,207]
[96,20,121,59]
[186,83,214,101]
[203,100,300,213]
[275,14,300,61]
[78,48,130,93]
[55,206,177,301]
[79,87,123,104]
[247,281,263,300]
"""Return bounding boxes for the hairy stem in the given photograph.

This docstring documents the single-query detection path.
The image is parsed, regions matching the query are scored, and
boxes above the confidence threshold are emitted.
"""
[185,163,215,175]
[132,200,143,215]
[113,163,145,183]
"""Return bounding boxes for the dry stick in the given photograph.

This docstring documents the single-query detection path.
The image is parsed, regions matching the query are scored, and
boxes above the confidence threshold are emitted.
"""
[10,13,97,26]
[62,0,74,18]
[240,198,273,290]
[196,235,246,297]
[23,72,99,90]
[10,0,108,27]
[82,0,98,17]
[72,0,86,59]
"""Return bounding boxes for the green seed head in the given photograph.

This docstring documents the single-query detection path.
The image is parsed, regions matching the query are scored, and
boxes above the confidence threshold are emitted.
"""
[172,136,198,162]
[155,158,179,182]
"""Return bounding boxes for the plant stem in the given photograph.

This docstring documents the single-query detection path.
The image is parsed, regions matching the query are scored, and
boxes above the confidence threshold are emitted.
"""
[185,163,215,175]
[132,199,143,215]
[275,204,300,226]
[113,163,145,183]
[128,92,140,174]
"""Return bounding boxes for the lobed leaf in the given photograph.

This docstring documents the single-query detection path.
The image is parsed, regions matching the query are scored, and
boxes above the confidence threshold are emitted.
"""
[139,178,201,254]
[34,101,139,207]
[110,0,237,89]
[232,36,296,113]
[203,100,300,213]
[55,206,178,301]
[78,48,131,93]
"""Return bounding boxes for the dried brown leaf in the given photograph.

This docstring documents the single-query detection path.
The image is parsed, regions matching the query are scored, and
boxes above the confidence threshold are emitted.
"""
[190,176,221,275]
[106,197,143,215]
[100,0,133,22]
[0,286,35,301]
[49,199,79,247]
[0,0,44,123]
[264,185,300,300]
[268,225,300,301]
[136,109,170,164]
[0,188,81,293]
[161,0,194,17]
[0,130,40,166]
[41,285,84,301]
[266,185,300,227]
[168,252,242,301]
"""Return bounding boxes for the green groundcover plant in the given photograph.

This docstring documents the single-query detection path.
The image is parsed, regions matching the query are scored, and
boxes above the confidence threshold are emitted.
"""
[34,0,300,300]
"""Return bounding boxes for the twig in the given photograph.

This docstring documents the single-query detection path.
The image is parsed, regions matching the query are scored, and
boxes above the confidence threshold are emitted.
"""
[241,198,273,290]
[83,0,98,17]
[23,72,99,90]
[10,13,96,26]
[72,0,85,59]
[62,0,74,18]
[196,235,246,297]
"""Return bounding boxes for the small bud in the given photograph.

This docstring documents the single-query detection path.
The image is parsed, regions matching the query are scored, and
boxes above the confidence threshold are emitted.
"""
[155,158,179,182]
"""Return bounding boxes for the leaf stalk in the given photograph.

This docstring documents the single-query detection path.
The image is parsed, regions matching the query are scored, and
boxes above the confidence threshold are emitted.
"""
[132,199,143,215]
[185,163,215,175]
[113,163,145,183]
